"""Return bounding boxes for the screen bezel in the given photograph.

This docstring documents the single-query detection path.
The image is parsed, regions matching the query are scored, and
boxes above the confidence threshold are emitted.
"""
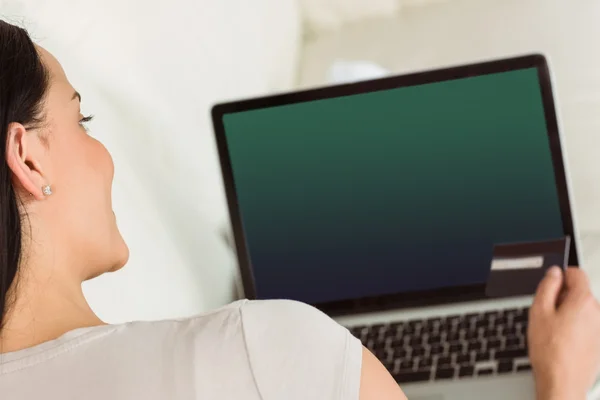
[211,54,579,316]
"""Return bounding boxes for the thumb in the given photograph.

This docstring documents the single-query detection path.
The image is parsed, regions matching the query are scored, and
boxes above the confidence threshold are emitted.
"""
[560,267,592,309]
[531,266,564,316]
[564,267,590,294]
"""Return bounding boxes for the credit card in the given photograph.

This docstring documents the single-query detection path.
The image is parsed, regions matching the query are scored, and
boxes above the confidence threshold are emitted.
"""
[485,236,570,298]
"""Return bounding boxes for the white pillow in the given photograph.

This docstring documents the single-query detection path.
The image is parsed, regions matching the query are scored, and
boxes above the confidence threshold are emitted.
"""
[298,0,458,35]
[299,0,400,35]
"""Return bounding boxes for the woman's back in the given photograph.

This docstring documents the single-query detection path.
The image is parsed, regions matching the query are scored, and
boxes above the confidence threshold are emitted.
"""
[0,300,362,400]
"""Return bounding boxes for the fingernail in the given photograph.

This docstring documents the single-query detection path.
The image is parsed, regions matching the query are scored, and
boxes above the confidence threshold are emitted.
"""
[547,266,561,277]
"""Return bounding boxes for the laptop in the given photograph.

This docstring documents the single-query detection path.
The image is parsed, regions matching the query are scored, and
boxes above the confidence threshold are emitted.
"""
[211,54,580,400]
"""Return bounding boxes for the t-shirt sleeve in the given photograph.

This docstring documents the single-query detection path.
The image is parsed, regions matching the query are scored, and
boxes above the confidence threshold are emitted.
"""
[240,299,363,400]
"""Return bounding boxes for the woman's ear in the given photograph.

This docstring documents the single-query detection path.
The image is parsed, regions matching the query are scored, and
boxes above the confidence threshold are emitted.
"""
[5,122,46,200]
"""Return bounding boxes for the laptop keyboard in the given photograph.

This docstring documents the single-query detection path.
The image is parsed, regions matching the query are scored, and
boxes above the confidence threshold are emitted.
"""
[349,307,531,384]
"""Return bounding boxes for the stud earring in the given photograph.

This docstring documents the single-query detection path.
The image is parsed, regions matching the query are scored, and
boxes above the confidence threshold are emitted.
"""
[42,185,52,196]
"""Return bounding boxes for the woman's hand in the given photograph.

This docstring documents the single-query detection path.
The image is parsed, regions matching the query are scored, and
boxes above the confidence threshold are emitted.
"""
[529,266,600,400]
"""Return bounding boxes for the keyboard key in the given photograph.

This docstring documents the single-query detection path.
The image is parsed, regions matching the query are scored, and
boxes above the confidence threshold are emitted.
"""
[410,336,424,347]
[495,348,528,360]
[423,324,438,334]
[430,343,445,355]
[475,319,488,328]
[475,351,491,362]
[399,359,414,370]
[484,311,499,320]
[372,340,387,351]
[505,308,519,316]
[484,326,498,337]
[516,364,532,372]
[446,331,460,342]
[466,313,481,321]
[374,349,388,361]
[394,369,431,384]
[449,343,463,353]
[417,357,433,369]
[504,325,518,337]
[412,346,426,357]
[505,336,521,348]
[456,353,471,365]
[428,334,442,345]
[517,325,527,339]
[384,329,396,339]
[514,323,524,336]
[392,348,408,359]
[487,338,502,349]
[468,340,483,352]
[457,318,471,329]
[437,355,452,366]
[383,359,395,372]
[408,320,421,329]
[465,329,479,340]
[391,321,404,329]
[436,366,455,380]
[447,315,462,324]
[498,360,514,374]
[459,365,475,377]
[514,311,529,323]
[477,368,494,376]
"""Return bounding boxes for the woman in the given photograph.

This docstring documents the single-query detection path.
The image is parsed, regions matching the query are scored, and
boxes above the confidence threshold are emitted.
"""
[0,20,600,400]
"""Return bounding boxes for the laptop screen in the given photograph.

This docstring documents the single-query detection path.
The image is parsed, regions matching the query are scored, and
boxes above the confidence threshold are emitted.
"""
[221,67,565,305]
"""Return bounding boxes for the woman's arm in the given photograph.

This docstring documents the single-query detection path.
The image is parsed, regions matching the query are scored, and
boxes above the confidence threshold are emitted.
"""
[360,347,408,400]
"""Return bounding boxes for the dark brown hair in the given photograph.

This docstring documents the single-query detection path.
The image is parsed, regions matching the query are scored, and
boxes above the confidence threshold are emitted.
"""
[0,20,49,328]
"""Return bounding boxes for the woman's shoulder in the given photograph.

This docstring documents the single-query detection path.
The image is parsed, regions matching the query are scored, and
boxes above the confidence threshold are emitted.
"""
[2,300,362,400]
[237,299,350,341]
[120,299,362,392]
[126,299,349,347]
[187,298,351,345]
[130,299,341,333]
[236,300,363,400]
[112,299,345,344]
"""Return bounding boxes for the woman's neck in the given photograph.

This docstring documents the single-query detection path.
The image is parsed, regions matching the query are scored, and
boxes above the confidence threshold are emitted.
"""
[0,260,105,353]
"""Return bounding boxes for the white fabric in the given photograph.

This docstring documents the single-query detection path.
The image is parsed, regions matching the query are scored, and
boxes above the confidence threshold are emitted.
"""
[298,0,454,35]
[327,60,390,84]
[0,0,302,322]
[299,0,400,35]
[0,300,363,400]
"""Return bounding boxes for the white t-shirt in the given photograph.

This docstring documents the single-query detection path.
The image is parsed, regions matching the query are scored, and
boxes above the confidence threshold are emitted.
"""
[0,300,363,400]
